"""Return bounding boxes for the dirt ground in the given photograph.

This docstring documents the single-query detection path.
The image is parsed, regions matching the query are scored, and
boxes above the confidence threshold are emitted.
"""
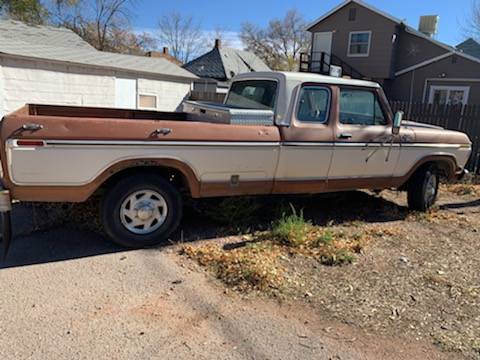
[0,185,478,359]
[178,185,480,360]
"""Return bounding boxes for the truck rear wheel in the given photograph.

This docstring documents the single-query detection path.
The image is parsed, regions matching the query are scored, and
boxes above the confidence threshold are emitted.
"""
[101,174,182,248]
[407,164,439,211]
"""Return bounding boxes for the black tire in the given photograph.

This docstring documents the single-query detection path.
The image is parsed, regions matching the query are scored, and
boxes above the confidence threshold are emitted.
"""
[101,174,182,248]
[407,164,439,211]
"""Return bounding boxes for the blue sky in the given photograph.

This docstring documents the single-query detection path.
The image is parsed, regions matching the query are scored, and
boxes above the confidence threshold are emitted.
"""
[133,0,473,48]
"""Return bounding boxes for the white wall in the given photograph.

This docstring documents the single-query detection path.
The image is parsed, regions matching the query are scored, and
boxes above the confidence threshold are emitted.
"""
[0,57,115,117]
[137,78,191,111]
[0,56,192,117]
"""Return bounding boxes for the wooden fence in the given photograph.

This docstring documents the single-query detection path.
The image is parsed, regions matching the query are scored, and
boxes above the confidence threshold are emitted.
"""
[390,101,480,174]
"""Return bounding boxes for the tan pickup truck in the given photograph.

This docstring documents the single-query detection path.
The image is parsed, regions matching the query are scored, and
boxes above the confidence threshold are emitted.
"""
[0,71,472,252]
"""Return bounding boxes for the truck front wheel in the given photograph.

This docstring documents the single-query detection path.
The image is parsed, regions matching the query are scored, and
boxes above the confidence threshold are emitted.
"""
[407,164,439,211]
[101,174,182,248]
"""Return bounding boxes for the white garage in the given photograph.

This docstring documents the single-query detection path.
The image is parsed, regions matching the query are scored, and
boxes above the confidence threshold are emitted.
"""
[0,20,197,117]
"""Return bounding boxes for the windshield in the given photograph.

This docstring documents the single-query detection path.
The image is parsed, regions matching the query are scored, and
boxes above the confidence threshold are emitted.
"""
[225,80,277,110]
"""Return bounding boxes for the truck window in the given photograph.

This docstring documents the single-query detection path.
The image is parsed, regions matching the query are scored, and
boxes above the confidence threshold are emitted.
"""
[297,86,330,123]
[225,80,277,110]
[339,89,387,125]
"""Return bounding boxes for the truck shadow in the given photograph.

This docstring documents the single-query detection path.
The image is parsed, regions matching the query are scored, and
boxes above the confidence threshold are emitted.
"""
[1,191,408,269]
[175,191,410,243]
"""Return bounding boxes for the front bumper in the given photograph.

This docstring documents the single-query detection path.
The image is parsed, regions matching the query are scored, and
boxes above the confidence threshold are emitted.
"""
[456,168,469,181]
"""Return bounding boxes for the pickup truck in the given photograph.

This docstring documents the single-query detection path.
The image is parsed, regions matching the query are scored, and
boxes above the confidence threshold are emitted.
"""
[0,71,472,252]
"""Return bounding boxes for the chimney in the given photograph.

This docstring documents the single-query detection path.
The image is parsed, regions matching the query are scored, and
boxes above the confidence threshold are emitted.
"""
[214,38,221,49]
[145,51,160,57]
[163,47,169,55]
[418,15,439,38]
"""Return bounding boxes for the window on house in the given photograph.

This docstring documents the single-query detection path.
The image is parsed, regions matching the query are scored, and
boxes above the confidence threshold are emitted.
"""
[348,31,371,56]
[339,89,386,125]
[428,86,470,106]
[297,86,330,123]
[139,94,157,109]
[348,8,357,21]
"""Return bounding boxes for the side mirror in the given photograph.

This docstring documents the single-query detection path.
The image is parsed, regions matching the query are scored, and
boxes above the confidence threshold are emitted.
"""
[392,111,403,135]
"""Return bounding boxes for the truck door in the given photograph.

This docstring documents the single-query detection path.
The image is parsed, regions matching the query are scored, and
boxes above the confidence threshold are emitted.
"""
[273,84,335,193]
[328,87,400,184]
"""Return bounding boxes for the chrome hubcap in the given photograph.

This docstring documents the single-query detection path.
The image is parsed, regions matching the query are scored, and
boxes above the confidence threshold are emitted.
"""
[424,173,437,205]
[120,190,168,235]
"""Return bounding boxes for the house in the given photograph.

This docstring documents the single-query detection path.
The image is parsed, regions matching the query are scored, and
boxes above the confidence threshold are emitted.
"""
[0,20,197,117]
[303,0,480,106]
[183,39,270,94]
[457,38,480,60]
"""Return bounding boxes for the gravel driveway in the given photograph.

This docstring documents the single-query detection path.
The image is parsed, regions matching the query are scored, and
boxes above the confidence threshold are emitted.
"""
[0,199,467,360]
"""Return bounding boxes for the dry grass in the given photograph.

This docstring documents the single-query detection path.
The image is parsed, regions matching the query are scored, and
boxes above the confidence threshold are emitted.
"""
[442,183,480,197]
[182,209,381,292]
[182,241,285,292]
[406,208,471,225]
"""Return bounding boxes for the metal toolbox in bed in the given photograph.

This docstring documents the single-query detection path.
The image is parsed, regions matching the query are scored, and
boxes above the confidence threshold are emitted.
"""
[182,100,274,126]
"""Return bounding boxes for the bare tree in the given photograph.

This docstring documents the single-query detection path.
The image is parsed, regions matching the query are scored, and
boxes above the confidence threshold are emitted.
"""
[51,0,137,51]
[464,0,480,41]
[240,9,309,71]
[208,26,232,48]
[108,29,157,55]
[157,12,206,64]
[0,0,48,24]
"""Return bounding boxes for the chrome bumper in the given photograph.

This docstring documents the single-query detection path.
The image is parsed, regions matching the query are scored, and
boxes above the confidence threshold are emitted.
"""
[456,168,469,181]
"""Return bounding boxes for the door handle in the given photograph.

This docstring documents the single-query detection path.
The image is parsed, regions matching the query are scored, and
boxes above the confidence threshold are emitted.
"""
[338,133,352,139]
[153,128,172,136]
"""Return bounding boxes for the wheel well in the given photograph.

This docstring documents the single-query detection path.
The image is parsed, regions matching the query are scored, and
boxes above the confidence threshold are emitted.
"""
[398,159,455,191]
[99,166,192,196]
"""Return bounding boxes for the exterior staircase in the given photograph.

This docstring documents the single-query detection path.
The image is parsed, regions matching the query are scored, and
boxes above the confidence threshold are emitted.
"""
[299,52,366,80]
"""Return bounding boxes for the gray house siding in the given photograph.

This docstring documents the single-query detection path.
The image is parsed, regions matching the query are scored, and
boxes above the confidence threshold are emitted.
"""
[389,55,480,104]
[309,2,398,79]
[307,0,480,105]
[394,30,449,72]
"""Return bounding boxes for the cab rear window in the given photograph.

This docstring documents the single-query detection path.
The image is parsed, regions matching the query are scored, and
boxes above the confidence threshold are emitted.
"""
[225,80,277,110]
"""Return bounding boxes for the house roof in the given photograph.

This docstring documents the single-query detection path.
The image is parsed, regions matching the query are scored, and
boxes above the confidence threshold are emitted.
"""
[0,19,197,81]
[183,46,270,81]
[306,0,456,52]
[457,38,480,59]
[306,0,480,75]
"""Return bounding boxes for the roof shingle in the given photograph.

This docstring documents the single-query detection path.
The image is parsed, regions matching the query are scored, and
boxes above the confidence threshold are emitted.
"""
[0,19,197,80]
[183,46,270,81]
[457,38,480,59]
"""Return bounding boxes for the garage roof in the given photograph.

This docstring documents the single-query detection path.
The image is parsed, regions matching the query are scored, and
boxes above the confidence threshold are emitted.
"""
[0,20,197,81]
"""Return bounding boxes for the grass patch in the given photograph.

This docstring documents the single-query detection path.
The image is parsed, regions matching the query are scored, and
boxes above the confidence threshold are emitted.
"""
[271,206,311,247]
[182,206,377,292]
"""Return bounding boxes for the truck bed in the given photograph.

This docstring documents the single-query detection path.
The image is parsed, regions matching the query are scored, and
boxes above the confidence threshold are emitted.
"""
[25,104,190,121]
[1,104,280,142]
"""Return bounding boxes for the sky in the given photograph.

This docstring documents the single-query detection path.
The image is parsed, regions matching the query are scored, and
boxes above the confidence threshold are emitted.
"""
[133,0,474,49]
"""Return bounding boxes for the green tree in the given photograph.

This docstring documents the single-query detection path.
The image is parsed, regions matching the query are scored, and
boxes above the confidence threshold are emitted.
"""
[0,0,48,24]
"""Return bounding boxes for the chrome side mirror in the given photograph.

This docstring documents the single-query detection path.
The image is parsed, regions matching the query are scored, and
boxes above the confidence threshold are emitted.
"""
[392,111,403,135]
